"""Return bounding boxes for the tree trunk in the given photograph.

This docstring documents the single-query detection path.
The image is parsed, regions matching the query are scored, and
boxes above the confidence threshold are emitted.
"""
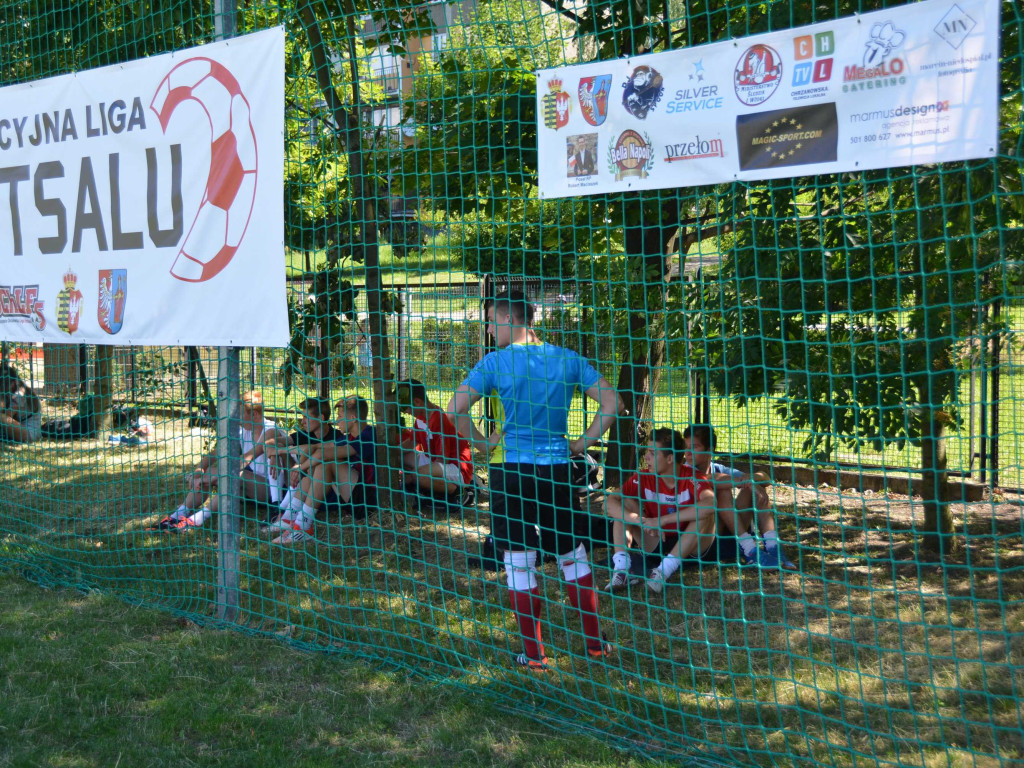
[920,409,956,559]
[298,2,403,509]
[93,345,113,430]
[604,325,665,487]
[602,203,718,487]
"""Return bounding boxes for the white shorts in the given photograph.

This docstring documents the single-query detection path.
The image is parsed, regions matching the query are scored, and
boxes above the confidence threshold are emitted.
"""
[415,452,465,486]
[20,413,42,442]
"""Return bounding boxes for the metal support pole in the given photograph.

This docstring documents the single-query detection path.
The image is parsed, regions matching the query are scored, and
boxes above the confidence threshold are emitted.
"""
[214,0,241,624]
[215,347,241,622]
[991,300,1001,489]
[581,298,589,425]
[129,346,137,403]
[480,276,492,430]
[979,306,989,484]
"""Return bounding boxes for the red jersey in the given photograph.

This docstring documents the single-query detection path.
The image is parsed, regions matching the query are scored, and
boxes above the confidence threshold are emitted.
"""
[621,466,712,522]
[412,409,473,483]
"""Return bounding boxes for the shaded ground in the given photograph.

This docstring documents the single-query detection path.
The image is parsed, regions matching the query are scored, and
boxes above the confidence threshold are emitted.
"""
[1,420,1021,768]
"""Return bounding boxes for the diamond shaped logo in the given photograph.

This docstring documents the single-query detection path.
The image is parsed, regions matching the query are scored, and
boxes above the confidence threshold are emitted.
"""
[934,4,976,50]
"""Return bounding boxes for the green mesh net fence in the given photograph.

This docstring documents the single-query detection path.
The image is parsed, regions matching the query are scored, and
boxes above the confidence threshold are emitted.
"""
[1,1,1022,766]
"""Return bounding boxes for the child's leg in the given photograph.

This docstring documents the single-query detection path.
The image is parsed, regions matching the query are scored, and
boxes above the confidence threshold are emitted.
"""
[720,485,758,561]
[653,512,717,580]
[604,495,641,574]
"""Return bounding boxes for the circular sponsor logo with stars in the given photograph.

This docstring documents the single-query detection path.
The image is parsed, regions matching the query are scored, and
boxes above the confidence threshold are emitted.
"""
[760,116,806,162]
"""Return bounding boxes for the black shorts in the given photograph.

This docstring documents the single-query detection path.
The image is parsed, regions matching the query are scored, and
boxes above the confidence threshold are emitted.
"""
[324,483,375,520]
[489,463,590,556]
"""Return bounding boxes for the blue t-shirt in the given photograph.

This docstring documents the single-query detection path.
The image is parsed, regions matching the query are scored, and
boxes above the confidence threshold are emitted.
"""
[707,461,746,480]
[463,341,602,464]
[336,425,377,482]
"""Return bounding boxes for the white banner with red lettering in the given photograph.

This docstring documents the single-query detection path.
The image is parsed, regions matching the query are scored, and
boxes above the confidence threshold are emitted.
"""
[0,28,286,346]
[536,0,999,199]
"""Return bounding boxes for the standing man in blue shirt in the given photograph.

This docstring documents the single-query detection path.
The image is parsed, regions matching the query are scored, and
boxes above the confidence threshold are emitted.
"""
[448,290,622,671]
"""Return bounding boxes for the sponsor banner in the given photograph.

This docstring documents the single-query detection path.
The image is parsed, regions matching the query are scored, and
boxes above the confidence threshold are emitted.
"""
[0,28,287,345]
[736,103,839,171]
[536,0,998,199]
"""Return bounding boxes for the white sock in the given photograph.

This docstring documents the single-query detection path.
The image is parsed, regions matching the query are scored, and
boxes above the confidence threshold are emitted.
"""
[559,543,590,582]
[763,530,779,551]
[288,492,305,513]
[738,532,758,557]
[170,503,188,521]
[503,550,538,591]
[279,488,293,511]
[294,502,318,532]
[612,551,632,572]
[658,554,683,579]
[269,480,282,505]
[188,507,213,526]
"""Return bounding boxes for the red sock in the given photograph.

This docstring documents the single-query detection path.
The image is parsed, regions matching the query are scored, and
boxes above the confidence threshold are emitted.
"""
[508,588,544,660]
[565,573,602,649]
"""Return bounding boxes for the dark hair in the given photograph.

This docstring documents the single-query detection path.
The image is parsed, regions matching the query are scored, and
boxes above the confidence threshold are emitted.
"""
[299,397,331,418]
[0,364,23,389]
[337,395,369,421]
[0,364,40,413]
[395,378,427,404]
[485,289,535,325]
[683,424,716,453]
[651,427,687,460]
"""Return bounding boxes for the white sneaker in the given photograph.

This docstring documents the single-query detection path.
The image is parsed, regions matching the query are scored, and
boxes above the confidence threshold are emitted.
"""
[261,517,292,536]
[272,526,314,545]
[605,570,631,592]
[646,567,667,594]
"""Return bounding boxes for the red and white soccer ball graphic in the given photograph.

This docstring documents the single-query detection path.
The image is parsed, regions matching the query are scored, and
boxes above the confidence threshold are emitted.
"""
[151,58,258,283]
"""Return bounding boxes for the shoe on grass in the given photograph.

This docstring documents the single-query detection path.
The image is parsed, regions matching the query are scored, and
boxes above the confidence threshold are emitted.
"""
[586,634,614,660]
[272,526,314,545]
[168,518,199,533]
[261,517,292,536]
[605,570,631,592]
[646,567,668,594]
[758,546,797,571]
[515,653,549,672]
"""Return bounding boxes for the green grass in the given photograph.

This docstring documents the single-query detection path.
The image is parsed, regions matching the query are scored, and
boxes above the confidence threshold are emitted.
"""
[1,426,1022,768]
[286,244,472,285]
[0,572,663,768]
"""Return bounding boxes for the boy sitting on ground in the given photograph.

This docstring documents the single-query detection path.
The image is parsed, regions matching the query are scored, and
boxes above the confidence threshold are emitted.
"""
[154,391,285,532]
[266,395,376,544]
[604,428,717,593]
[263,397,340,523]
[682,424,797,570]
[395,379,473,504]
[0,364,42,443]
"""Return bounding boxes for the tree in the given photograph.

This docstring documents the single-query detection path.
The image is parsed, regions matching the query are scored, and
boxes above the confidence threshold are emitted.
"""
[397,0,740,482]
[693,157,1022,558]
[691,5,1022,558]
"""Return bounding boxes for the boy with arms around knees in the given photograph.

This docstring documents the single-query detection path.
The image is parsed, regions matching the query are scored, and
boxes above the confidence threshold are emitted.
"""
[604,428,717,593]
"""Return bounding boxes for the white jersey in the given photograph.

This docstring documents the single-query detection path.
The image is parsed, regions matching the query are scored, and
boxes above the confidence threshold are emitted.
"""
[7,390,41,441]
[8,391,35,423]
[241,417,278,479]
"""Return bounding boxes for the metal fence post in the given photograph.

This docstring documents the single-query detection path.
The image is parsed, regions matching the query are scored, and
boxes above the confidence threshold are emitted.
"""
[214,0,241,624]
[991,299,1002,489]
